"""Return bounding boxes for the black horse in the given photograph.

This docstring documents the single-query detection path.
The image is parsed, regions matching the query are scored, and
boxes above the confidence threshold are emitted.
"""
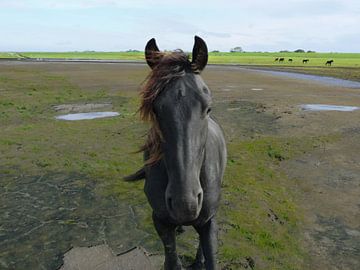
[278,57,285,62]
[125,36,227,270]
[303,59,309,64]
[325,60,334,66]
[288,58,293,62]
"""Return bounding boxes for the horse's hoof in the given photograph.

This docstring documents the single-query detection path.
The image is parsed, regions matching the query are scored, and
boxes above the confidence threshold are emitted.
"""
[164,258,183,270]
[164,264,183,270]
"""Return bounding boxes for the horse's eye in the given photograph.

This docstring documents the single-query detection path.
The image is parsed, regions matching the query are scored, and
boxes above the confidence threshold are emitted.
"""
[206,107,212,114]
[203,87,209,94]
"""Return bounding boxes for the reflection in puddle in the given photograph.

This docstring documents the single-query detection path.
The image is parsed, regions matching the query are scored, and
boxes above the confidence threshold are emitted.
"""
[300,104,359,112]
[56,112,120,120]
[251,88,264,91]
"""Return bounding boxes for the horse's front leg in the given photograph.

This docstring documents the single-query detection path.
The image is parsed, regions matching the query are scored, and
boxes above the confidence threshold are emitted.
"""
[152,213,182,270]
[187,243,204,270]
[195,218,218,270]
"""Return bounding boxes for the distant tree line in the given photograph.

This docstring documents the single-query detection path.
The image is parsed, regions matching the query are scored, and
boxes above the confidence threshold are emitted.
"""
[280,49,316,53]
[230,46,243,52]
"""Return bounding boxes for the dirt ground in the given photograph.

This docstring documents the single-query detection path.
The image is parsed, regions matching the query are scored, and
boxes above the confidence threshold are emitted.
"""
[204,65,360,270]
[0,61,359,269]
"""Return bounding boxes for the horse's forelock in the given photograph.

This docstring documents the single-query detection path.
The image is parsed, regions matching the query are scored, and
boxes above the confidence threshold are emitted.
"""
[139,50,191,164]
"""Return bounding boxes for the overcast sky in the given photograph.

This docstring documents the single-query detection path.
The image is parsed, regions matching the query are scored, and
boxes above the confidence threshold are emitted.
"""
[1,0,359,52]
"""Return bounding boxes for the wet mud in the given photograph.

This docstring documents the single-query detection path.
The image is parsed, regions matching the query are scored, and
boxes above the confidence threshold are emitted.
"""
[0,172,152,269]
[1,61,359,269]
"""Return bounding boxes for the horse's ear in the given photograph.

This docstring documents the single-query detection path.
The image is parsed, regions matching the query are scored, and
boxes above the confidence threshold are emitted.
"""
[191,36,208,72]
[145,38,161,69]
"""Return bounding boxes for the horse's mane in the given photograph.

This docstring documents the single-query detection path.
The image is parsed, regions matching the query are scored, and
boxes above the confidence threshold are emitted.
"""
[139,50,196,165]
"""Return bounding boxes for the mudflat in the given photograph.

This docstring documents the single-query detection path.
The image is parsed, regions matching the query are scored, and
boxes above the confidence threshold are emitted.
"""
[0,61,359,269]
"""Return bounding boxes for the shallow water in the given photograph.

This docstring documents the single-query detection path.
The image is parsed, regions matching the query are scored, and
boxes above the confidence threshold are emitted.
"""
[300,104,360,111]
[253,69,360,88]
[56,112,120,120]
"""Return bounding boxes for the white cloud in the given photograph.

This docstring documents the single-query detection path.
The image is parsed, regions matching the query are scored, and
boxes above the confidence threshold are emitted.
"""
[0,0,359,52]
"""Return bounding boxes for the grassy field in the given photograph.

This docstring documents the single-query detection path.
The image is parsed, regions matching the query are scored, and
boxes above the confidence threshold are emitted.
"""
[0,52,22,58]
[0,62,308,269]
[1,61,359,269]
[10,51,146,61]
[1,51,360,67]
[2,51,360,81]
[209,52,360,67]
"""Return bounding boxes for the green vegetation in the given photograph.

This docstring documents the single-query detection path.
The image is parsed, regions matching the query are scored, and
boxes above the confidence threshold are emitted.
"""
[2,50,360,82]
[0,63,342,269]
[7,51,145,61]
[1,51,360,67]
[2,51,360,81]
[218,136,337,269]
[0,52,21,58]
[208,52,360,67]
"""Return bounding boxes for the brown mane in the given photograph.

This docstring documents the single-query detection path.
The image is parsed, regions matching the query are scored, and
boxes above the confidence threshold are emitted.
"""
[139,50,195,164]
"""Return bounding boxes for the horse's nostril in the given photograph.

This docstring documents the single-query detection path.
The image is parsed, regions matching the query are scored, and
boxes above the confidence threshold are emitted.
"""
[197,191,203,207]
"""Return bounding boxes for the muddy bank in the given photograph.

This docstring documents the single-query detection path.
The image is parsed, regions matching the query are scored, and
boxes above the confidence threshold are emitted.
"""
[281,130,360,270]
[1,61,359,269]
[204,64,360,270]
[0,172,153,269]
[59,245,162,270]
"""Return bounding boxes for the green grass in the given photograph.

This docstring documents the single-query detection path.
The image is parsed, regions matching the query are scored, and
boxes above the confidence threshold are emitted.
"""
[12,51,145,61]
[208,52,360,67]
[0,52,21,58]
[1,51,360,67]
[0,63,342,269]
[217,136,338,270]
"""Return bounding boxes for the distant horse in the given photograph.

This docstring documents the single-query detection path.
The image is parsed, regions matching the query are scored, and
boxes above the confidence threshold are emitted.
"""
[288,58,293,62]
[303,59,309,64]
[325,60,334,66]
[274,57,279,61]
[124,36,227,270]
[279,57,285,62]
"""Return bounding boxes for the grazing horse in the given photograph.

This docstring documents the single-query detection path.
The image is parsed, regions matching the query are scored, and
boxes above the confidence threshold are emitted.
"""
[325,60,334,66]
[303,59,309,64]
[125,36,227,270]
[288,58,293,62]
[274,57,279,61]
[279,57,285,62]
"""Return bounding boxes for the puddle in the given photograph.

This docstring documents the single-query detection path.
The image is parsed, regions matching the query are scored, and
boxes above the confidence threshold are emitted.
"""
[56,112,120,121]
[300,104,359,112]
[251,88,263,91]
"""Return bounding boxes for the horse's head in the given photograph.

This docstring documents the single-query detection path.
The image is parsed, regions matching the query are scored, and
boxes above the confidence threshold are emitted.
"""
[143,36,211,223]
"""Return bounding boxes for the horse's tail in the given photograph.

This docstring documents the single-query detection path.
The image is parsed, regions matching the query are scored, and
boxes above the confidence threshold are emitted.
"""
[123,167,145,181]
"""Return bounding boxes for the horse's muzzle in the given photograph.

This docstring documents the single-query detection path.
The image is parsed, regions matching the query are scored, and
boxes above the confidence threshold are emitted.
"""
[166,189,203,223]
